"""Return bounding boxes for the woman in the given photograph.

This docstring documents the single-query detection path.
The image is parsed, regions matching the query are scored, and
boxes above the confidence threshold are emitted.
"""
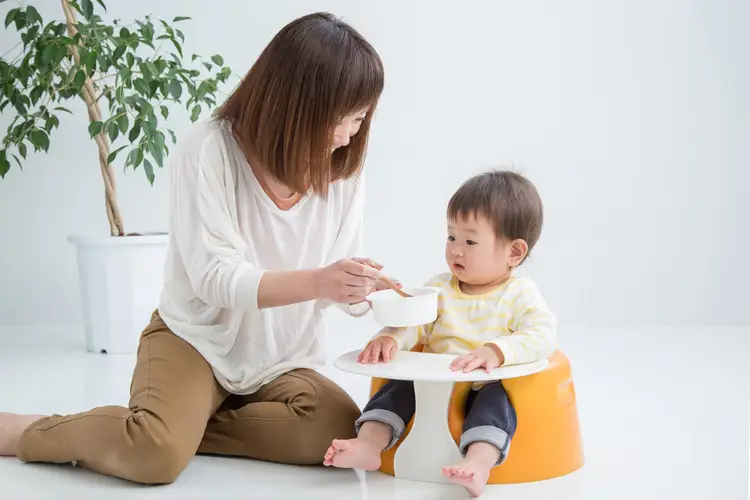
[0,12,386,484]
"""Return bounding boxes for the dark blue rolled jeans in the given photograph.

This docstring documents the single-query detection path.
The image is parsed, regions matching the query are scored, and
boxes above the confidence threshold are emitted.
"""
[355,379,517,465]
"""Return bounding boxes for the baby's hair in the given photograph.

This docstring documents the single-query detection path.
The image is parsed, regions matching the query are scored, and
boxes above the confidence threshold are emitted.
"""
[447,170,544,264]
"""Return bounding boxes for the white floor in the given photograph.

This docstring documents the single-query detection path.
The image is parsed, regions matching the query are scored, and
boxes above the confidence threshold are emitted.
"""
[0,324,748,500]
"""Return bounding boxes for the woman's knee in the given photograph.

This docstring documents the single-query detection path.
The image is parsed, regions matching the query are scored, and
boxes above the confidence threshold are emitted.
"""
[274,373,359,463]
[117,425,195,484]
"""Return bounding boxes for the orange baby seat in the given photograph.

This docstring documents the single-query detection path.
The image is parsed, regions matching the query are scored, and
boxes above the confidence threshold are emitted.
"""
[369,348,584,484]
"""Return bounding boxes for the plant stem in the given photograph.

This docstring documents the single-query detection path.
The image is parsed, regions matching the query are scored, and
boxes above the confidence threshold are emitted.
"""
[61,0,124,236]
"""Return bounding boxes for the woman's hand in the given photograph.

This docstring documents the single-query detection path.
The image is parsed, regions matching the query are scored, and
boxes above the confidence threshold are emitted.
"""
[315,258,381,304]
[374,276,401,292]
[357,336,398,363]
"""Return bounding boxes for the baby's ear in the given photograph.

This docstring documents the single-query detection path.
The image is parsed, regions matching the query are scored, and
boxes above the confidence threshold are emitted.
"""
[508,239,528,267]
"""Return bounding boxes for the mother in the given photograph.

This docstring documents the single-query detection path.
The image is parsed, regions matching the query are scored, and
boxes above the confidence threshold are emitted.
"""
[0,12,386,484]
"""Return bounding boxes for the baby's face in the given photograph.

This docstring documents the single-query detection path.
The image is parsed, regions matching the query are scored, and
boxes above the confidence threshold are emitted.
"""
[445,215,513,287]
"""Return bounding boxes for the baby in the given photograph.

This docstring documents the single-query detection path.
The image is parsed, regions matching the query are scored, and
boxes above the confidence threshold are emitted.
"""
[324,170,557,497]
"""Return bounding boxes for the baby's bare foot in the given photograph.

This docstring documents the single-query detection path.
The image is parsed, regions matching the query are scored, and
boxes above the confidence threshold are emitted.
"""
[442,459,491,497]
[0,413,44,457]
[323,438,381,471]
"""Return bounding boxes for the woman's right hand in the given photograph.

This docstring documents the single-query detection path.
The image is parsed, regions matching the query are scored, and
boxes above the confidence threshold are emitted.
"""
[315,258,381,304]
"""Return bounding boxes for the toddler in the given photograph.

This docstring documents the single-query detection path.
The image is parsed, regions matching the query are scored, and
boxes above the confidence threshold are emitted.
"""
[325,170,557,497]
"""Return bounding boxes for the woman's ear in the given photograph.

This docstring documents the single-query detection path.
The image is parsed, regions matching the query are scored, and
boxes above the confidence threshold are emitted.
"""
[508,239,529,267]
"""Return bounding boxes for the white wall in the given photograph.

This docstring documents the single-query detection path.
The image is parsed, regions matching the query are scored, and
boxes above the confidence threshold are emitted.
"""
[0,0,748,330]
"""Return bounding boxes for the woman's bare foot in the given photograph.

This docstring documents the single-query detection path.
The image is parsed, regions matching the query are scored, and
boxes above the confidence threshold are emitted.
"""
[0,413,44,457]
[323,438,382,470]
[442,442,500,497]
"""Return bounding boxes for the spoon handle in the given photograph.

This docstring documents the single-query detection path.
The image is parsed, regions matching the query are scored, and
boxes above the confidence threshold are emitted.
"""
[379,276,412,298]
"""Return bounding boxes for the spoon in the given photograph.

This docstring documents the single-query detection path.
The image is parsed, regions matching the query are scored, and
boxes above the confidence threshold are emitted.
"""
[379,276,413,298]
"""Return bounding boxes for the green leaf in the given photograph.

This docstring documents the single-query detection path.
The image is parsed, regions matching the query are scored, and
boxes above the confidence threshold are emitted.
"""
[44,115,60,133]
[173,16,191,22]
[129,147,144,168]
[154,59,167,74]
[168,129,177,144]
[12,154,22,170]
[13,11,27,30]
[54,106,73,114]
[13,98,28,116]
[88,121,103,138]
[160,105,169,119]
[142,114,157,135]
[144,158,155,184]
[107,120,119,142]
[148,80,161,95]
[128,120,141,142]
[148,139,164,167]
[74,70,86,89]
[190,104,201,122]
[41,44,55,66]
[107,145,126,163]
[25,6,42,25]
[4,9,18,29]
[18,142,27,159]
[139,22,154,43]
[82,50,98,74]
[22,25,40,47]
[168,79,182,100]
[54,44,68,65]
[117,114,129,134]
[30,86,44,105]
[126,52,135,68]
[81,0,94,18]
[211,55,224,66]
[171,38,183,58]
[96,0,107,11]
[113,44,126,62]
[159,81,169,99]
[97,53,111,73]
[134,78,150,96]
[146,61,159,79]
[0,150,9,178]
[30,130,50,152]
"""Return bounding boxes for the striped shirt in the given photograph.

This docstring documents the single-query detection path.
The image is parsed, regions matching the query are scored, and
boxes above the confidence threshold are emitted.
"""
[374,273,557,366]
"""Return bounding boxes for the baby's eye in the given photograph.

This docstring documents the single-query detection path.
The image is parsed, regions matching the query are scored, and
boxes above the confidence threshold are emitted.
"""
[467,240,477,246]
[447,236,455,242]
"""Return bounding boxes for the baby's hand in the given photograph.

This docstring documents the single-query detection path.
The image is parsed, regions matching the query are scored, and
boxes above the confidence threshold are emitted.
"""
[450,345,504,373]
[357,336,398,364]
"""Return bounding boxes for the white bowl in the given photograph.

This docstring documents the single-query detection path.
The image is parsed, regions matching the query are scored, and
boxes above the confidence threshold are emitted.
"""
[368,286,442,327]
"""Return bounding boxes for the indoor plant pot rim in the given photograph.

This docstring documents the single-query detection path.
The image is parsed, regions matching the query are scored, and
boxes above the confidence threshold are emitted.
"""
[67,232,169,246]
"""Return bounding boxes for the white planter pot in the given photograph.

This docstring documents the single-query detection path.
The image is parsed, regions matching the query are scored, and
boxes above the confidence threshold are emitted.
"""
[68,233,169,354]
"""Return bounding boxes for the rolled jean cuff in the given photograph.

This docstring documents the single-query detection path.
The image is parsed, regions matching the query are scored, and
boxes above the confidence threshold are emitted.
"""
[459,425,511,466]
[355,409,405,451]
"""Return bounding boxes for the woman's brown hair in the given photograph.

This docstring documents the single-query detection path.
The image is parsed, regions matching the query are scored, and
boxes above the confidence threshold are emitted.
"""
[216,12,384,196]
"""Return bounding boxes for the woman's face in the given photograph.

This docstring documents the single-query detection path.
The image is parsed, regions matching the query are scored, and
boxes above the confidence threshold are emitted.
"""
[332,110,367,150]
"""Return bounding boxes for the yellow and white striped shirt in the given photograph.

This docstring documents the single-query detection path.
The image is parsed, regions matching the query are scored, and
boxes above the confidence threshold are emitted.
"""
[374,273,557,366]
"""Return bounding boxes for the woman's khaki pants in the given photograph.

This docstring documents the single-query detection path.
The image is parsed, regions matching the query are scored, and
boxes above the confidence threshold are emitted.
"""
[16,310,360,484]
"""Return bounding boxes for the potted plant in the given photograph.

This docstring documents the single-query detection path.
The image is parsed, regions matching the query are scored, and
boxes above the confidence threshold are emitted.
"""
[0,0,231,353]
